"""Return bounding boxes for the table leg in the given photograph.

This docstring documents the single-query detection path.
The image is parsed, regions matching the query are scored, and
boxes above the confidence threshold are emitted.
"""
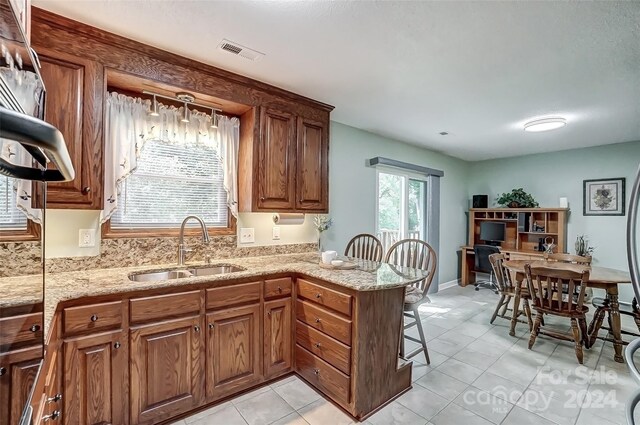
[607,287,624,363]
[510,293,520,337]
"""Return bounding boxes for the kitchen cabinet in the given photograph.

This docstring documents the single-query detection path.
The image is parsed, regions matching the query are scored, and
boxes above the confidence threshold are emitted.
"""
[264,298,292,378]
[295,117,329,211]
[0,346,42,425]
[63,330,127,425]
[35,50,104,209]
[239,107,330,213]
[130,316,204,424]
[206,304,261,399]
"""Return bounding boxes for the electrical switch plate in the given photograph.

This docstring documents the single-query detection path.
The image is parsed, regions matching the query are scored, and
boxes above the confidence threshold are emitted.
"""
[240,228,255,244]
[272,226,281,240]
[78,229,96,248]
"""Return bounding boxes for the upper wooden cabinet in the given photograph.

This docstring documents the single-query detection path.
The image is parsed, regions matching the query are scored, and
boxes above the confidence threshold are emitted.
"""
[36,50,104,209]
[239,107,330,213]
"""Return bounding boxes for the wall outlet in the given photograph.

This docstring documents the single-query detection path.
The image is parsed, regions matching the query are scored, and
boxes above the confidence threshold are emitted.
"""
[272,226,281,240]
[240,228,255,244]
[78,229,96,248]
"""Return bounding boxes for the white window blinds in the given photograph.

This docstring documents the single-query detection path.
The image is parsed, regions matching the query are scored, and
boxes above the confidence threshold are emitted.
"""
[110,139,228,228]
[0,176,27,230]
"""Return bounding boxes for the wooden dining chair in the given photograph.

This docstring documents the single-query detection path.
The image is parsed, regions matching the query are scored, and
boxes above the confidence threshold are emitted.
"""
[587,297,640,347]
[525,264,590,364]
[489,253,533,336]
[544,252,592,265]
[385,239,437,364]
[344,233,384,262]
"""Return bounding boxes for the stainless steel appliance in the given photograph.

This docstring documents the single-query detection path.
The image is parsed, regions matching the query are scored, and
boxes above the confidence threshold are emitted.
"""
[625,163,640,424]
[0,1,74,424]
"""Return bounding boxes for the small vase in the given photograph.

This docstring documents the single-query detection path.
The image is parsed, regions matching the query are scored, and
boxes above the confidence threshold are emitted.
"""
[317,232,322,253]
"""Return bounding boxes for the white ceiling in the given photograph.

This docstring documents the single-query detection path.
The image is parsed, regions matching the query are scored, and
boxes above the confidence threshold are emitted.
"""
[33,1,640,161]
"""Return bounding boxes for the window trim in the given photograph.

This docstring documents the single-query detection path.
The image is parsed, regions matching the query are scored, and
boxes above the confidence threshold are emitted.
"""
[0,219,41,242]
[101,211,237,239]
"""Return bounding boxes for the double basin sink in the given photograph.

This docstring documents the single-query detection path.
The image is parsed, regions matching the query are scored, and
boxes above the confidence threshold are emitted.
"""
[129,264,245,282]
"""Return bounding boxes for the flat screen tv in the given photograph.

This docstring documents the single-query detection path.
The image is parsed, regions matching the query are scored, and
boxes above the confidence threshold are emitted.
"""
[480,221,506,246]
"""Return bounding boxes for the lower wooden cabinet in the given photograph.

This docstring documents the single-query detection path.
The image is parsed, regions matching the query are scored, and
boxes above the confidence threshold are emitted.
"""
[264,298,292,378]
[130,316,204,424]
[206,304,261,399]
[0,346,42,425]
[63,330,127,425]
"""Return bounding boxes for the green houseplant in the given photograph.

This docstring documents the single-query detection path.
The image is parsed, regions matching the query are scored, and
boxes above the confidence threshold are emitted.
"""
[496,188,539,208]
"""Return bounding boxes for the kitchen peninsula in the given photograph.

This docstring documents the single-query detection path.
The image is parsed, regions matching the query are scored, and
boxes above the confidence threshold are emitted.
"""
[12,253,428,424]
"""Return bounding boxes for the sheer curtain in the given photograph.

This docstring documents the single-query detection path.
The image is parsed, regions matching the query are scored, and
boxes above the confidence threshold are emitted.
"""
[100,91,240,223]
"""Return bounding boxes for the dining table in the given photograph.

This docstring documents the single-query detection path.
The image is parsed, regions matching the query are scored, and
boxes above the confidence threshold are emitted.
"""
[503,260,632,363]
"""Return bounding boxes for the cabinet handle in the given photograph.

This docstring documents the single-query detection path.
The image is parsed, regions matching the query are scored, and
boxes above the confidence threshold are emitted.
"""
[313,368,320,375]
[90,314,98,322]
[42,411,60,422]
[315,293,322,299]
[260,197,265,201]
[30,324,41,332]
[208,323,214,330]
[194,325,200,332]
[315,318,321,323]
[267,311,271,317]
[0,367,6,376]
[314,342,322,349]
[277,286,282,293]
[46,394,62,403]
[114,342,121,349]
[82,186,91,194]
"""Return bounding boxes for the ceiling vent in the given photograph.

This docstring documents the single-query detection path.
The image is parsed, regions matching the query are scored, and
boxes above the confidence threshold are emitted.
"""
[218,39,265,62]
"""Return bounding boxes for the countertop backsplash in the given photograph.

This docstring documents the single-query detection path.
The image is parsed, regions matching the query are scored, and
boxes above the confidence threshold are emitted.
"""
[45,235,317,274]
[0,241,42,277]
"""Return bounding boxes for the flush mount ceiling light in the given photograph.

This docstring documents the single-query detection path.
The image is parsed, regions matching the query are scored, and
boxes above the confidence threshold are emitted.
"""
[524,117,567,132]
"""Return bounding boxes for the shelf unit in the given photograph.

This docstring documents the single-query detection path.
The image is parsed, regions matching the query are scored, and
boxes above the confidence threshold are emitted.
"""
[468,208,569,254]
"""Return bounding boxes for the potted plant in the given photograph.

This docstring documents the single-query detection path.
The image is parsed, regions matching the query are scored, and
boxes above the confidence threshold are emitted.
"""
[496,188,539,208]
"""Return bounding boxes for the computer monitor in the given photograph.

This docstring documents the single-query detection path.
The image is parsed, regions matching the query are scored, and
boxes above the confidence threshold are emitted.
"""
[480,221,506,246]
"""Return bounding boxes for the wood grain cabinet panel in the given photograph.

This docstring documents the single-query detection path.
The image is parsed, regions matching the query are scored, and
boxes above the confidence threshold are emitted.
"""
[63,330,127,425]
[130,316,204,424]
[295,300,352,345]
[0,347,42,425]
[296,278,352,317]
[206,304,261,399]
[296,117,328,211]
[37,51,104,209]
[295,345,350,405]
[264,298,292,378]
[258,108,297,210]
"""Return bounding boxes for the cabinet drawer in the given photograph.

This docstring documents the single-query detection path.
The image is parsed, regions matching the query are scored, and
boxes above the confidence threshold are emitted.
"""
[296,320,350,375]
[63,301,123,335]
[296,300,351,345]
[0,313,43,347]
[296,344,350,405]
[130,291,201,324]
[296,278,352,317]
[206,281,261,310]
[265,278,292,299]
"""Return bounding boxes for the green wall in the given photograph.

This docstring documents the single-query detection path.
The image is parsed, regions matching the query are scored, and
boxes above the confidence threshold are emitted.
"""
[468,140,640,300]
[325,122,471,284]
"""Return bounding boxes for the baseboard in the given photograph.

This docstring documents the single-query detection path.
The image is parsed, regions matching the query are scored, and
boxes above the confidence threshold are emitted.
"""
[438,279,460,291]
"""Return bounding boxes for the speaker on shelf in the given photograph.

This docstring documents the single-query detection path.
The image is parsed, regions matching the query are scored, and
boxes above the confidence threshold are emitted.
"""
[472,195,488,208]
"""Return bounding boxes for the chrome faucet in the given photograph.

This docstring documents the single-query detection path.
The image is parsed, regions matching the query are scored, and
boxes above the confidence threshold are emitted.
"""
[178,215,210,266]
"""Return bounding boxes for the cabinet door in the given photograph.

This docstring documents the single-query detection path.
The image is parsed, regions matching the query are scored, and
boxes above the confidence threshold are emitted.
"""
[206,304,261,399]
[63,330,127,425]
[258,108,296,210]
[264,298,292,378]
[37,52,104,209]
[130,316,204,424]
[296,117,328,212]
[0,347,42,425]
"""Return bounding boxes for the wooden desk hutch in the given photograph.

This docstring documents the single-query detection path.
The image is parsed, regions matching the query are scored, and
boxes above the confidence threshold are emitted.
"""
[460,208,569,286]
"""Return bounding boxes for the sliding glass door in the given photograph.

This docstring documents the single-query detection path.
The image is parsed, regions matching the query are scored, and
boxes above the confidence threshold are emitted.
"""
[376,170,428,253]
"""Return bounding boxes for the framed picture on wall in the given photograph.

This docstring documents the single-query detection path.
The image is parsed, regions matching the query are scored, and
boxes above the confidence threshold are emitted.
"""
[583,177,625,216]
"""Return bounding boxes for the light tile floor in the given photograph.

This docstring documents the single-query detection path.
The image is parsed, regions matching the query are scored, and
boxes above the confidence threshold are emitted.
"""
[171,285,640,425]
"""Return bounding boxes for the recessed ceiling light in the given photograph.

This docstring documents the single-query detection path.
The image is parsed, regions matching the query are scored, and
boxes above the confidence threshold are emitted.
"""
[524,117,567,132]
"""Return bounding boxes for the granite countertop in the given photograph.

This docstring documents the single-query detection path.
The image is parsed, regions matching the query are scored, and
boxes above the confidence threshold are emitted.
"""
[1,252,430,336]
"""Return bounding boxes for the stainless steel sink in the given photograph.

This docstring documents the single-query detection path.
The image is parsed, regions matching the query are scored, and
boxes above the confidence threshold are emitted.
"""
[129,264,245,282]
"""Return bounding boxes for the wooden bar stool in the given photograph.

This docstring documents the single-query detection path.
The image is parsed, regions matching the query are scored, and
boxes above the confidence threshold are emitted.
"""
[385,239,437,364]
[344,233,384,262]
